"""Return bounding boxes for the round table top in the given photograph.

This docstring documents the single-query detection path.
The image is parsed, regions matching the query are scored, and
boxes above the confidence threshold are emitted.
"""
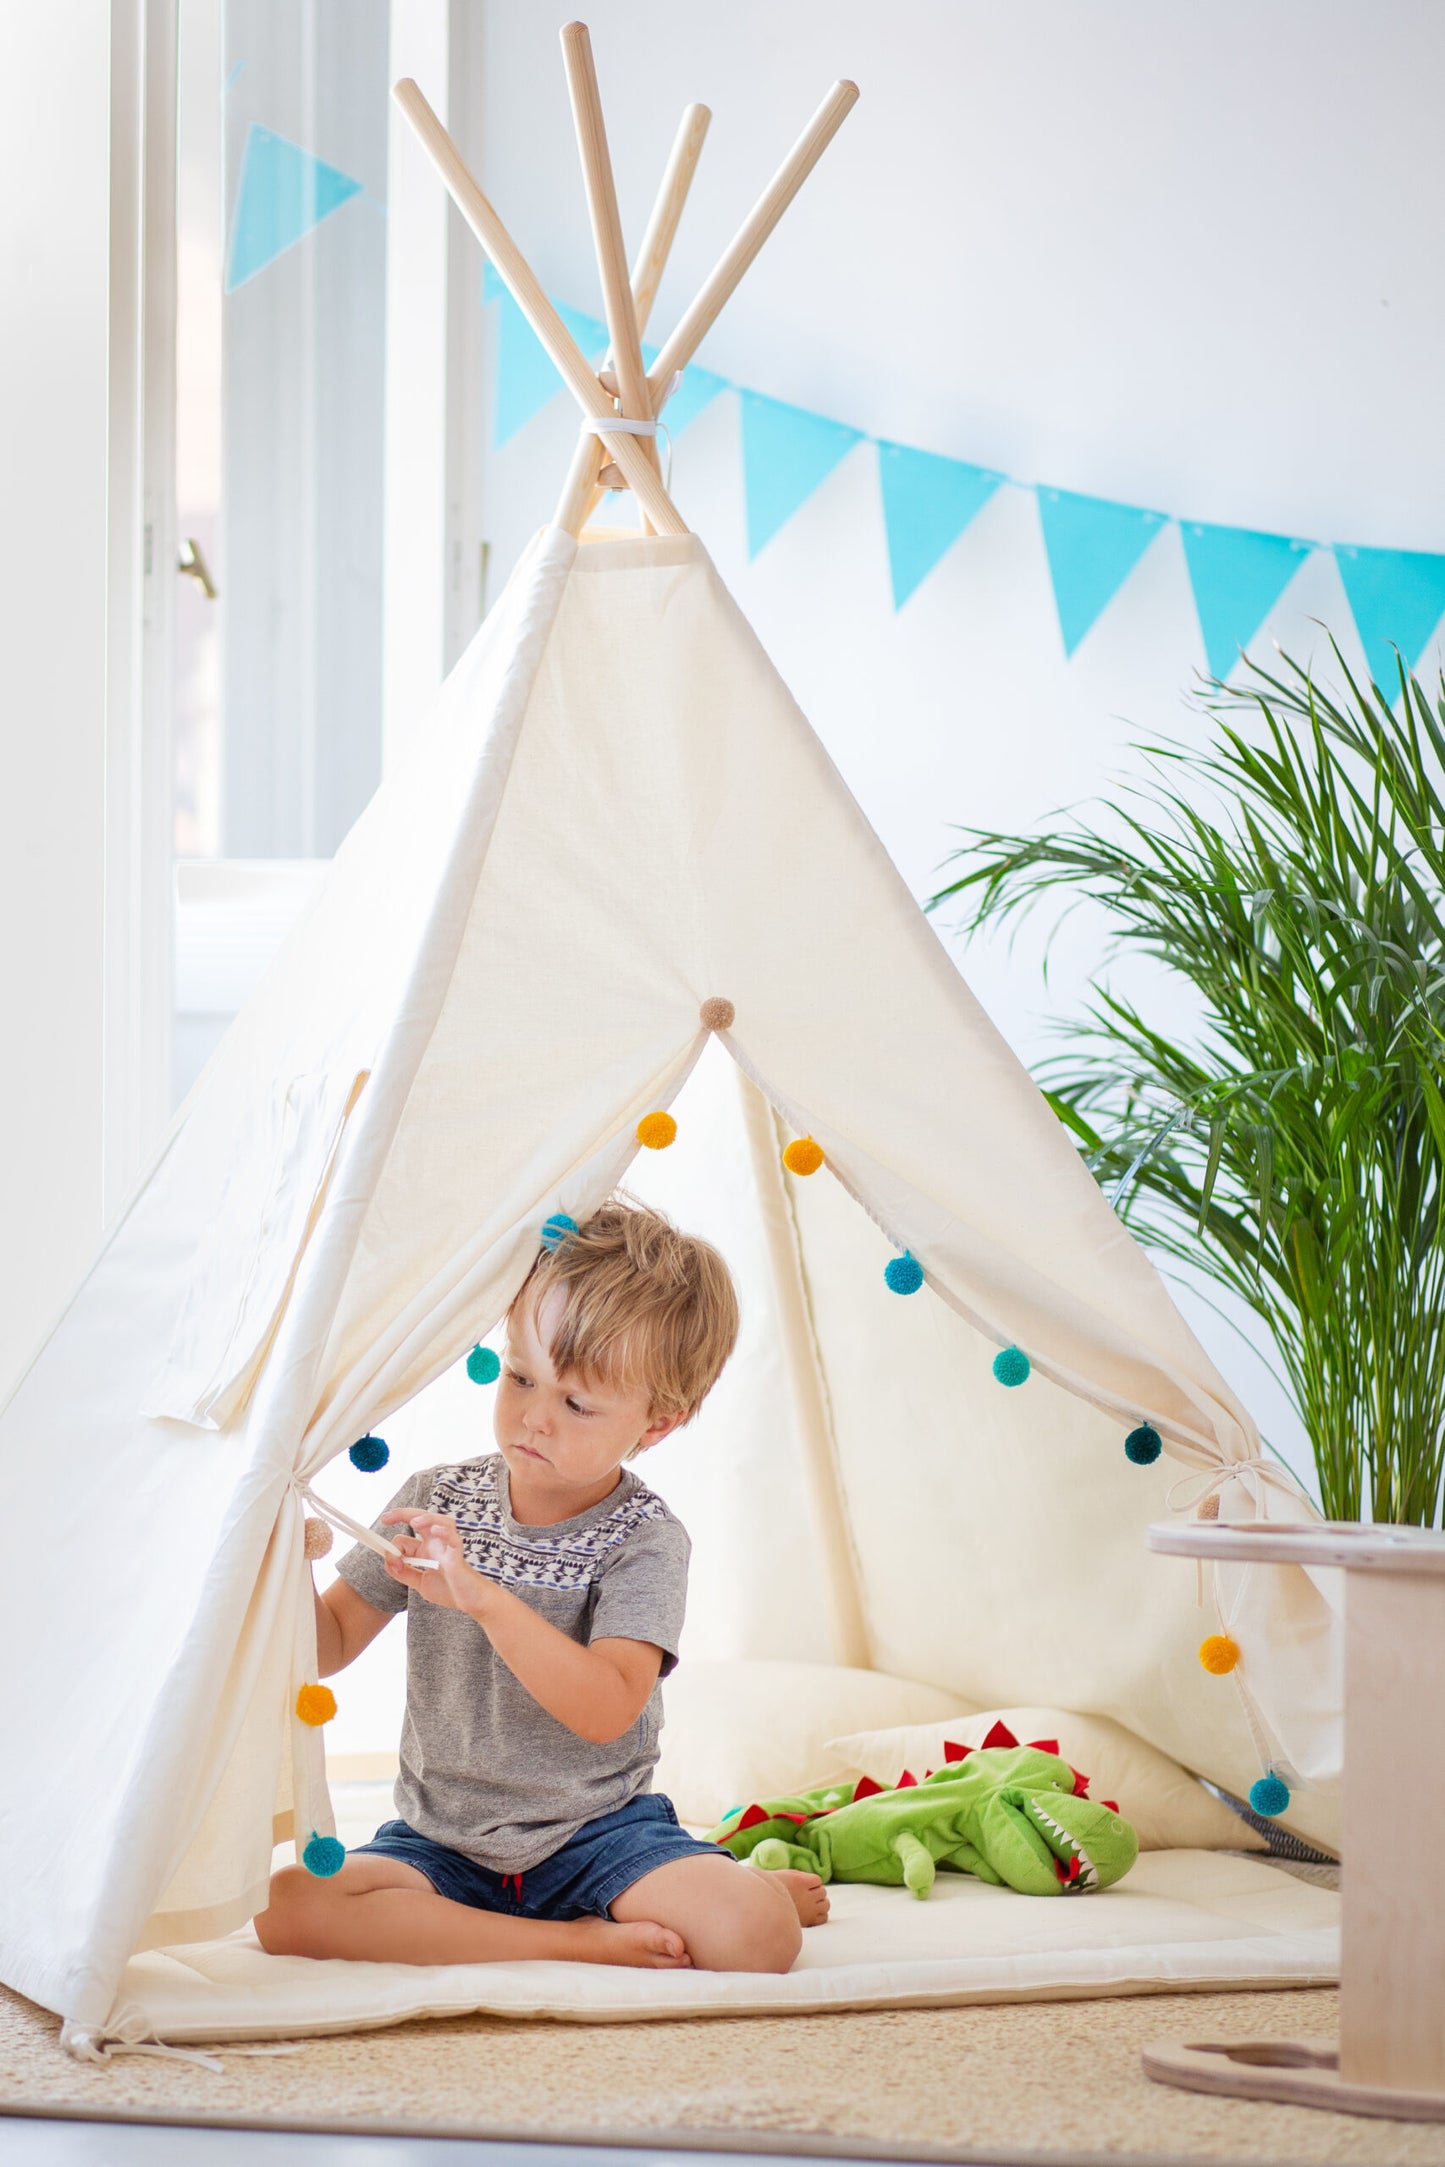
[1147,1518,1445,1575]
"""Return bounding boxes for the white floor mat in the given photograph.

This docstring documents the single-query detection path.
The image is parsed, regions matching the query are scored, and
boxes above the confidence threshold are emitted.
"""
[114,1851,1337,2045]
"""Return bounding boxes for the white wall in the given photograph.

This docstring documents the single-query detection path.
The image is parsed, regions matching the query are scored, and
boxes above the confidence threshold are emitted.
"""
[464,0,1445,1483]
[0,9,113,1398]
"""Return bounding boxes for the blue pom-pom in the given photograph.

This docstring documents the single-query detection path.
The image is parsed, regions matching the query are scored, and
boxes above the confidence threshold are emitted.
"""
[466,1344,501,1385]
[349,1434,389,1472]
[542,1212,579,1252]
[302,1831,345,1878]
[1249,1772,1291,1819]
[992,1346,1031,1387]
[884,1251,924,1295]
[1124,1423,1163,1465]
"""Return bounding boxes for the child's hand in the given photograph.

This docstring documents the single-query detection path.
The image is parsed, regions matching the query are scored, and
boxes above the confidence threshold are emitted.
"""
[380,1510,484,1613]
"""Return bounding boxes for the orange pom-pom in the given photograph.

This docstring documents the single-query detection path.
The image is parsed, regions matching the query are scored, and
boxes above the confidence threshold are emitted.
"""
[699,997,735,1032]
[636,1111,677,1150]
[783,1135,824,1176]
[1198,1491,1221,1520]
[295,1683,338,1726]
[302,1516,333,1560]
[1198,1633,1240,1676]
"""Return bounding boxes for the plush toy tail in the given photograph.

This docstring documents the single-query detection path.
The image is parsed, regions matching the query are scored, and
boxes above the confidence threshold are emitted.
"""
[892,1829,935,1899]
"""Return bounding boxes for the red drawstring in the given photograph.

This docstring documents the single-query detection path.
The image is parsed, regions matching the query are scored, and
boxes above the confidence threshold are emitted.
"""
[501,1872,525,1903]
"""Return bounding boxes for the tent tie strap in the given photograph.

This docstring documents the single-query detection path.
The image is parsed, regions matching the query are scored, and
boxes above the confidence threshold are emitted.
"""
[1166,1454,1312,1521]
[584,370,684,491]
[62,2006,303,2075]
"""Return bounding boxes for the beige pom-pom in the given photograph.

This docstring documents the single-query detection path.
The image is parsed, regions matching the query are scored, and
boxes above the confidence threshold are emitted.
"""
[1197,1492,1220,1521]
[700,997,735,1032]
[303,1516,334,1559]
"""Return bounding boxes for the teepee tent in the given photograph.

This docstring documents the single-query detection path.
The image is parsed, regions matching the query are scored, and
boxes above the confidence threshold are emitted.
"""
[0,30,1340,2044]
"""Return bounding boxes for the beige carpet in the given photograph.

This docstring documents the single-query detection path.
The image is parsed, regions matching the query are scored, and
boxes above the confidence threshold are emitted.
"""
[5,1979,1445,2165]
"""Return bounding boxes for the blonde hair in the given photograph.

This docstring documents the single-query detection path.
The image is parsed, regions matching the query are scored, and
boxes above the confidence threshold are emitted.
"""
[509,1198,739,1425]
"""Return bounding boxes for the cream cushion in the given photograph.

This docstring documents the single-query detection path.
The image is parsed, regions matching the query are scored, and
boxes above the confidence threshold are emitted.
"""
[824,1706,1266,1853]
[655,1659,974,1828]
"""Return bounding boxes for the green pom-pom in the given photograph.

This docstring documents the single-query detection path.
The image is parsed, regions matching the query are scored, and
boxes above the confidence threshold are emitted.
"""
[542,1212,579,1252]
[1249,1772,1290,1818]
[466,1344,501,1385]
[1124,1423,1163,1465]
[302,1831,345,1877]
[349,1434,389,1472]
[884,1251,924,1295]
[992,1346,1030,1387]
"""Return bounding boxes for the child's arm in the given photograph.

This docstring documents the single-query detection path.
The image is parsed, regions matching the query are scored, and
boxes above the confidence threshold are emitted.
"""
[314,1575,394,1677]
[382,1510,662,1743]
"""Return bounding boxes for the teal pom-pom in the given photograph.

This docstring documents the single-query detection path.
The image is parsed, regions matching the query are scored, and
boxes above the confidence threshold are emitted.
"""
[1249,1772,1291,1818]
[349,1434,389,1472]
[302,1831,345,1877]
[1124,1423,1163,1465]
[992,1346,1030,1387]
[466,1344,501,1385]
[542,1212,579,1252]
[884,1251,924,1295]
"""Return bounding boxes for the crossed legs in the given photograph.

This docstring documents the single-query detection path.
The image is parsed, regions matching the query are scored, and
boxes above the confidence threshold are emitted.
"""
[254,1852,827,1973]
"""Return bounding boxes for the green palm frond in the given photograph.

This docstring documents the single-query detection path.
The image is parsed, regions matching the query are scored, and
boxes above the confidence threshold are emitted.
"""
[930,640,1445,1525]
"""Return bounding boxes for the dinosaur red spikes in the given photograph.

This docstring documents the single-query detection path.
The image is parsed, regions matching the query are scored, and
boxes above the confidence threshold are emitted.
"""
[1102,1799,1120,1815]
[1026,1737,1060,1756]
[1071,1768,1090,1796]
[981,1720,1019,1751]
[736,1803,770,1831]
[943,1740,971,1763]
[852,1774,883,1802]
[897,1769,918,1788]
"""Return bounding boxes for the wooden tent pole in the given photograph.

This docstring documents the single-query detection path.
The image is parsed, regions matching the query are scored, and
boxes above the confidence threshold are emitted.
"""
[645,80,858,404]
[560,20,659,538]
[554,101,710,538]
[737,1071,871,1670]
[392,77,687,537]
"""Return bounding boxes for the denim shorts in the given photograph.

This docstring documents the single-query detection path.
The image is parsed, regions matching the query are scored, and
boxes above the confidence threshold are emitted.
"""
[350,1790,731,1921]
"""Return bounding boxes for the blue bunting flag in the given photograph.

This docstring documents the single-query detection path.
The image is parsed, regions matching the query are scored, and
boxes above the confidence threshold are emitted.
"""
[1037,488,1167,656]
[739,393,864,558]
[877,443,1004,608]
[226,125,363,293]
[1334,544,1445,699]
[1180,522,1311,682]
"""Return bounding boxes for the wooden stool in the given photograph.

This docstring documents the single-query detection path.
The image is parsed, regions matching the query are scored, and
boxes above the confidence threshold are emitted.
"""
[1142,1519,1445,2122]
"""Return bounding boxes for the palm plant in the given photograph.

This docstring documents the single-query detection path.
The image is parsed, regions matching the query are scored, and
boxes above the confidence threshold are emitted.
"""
[930,645,1445,1525]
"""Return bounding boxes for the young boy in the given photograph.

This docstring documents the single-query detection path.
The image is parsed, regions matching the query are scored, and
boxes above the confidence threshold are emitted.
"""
[256,1199,828,1973]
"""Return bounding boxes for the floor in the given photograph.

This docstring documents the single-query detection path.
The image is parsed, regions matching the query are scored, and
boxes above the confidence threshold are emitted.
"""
[2,2135,927,2167]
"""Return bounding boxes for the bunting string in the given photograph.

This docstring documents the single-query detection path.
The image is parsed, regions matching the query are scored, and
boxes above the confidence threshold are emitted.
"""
[482,264,1445,691]
[217,116,1445,697]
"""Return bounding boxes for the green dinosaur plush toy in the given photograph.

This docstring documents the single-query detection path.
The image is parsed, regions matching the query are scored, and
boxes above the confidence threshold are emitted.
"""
[707,1723,1139,1899]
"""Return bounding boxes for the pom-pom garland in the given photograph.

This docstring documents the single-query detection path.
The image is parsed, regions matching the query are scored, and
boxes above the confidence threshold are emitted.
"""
[1249,1772,1291,1818]
[467,1344,501,1385]
[636,1110,677,1150]
[1124,1423,1163,1465]
[302,1516,333,1560]
[699,997,735,1032]
[349,1434,389,1473]
[783,1135,824,1177]
[1198,1491,1221,1520]
[295,1683,338,1727]
[541,1211,578,1252]
[884,1251,924,1295]
[1198,1633,1240,1675]
[303,1831,346,1878]
[992,1346,1031,1388]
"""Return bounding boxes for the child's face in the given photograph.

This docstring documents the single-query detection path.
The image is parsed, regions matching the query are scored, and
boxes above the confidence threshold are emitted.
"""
[496,1288,680,1507]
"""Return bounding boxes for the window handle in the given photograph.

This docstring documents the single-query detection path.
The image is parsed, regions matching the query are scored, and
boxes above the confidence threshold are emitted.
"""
[178,536,218,599]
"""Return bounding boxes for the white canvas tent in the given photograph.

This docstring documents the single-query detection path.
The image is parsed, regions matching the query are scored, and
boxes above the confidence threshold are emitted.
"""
[0,32,1340,2046]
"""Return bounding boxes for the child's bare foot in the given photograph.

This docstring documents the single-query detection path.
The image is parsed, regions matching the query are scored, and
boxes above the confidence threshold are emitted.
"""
[570,1916,692,1968]
[760,1867,830,1926]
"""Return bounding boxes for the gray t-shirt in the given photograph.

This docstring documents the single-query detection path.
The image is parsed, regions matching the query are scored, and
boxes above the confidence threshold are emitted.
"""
[336,1452,690,1873]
